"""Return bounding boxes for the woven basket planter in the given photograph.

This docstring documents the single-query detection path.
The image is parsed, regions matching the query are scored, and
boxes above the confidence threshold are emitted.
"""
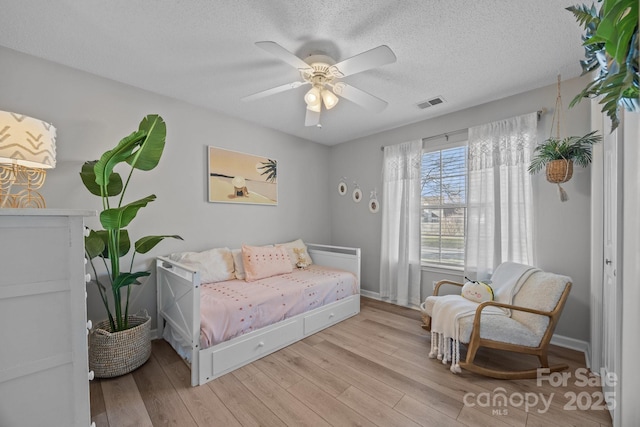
[546,159,573,183]
[420,311,431,326]
[89,314,151,378]
[419,301,431,328]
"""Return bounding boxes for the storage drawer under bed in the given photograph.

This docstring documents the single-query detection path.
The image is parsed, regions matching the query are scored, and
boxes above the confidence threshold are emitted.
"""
[303,297,358,335]
[204,318,303,380]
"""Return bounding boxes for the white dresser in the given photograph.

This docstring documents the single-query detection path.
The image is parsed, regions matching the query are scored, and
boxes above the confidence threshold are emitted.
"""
[0,209,95,427]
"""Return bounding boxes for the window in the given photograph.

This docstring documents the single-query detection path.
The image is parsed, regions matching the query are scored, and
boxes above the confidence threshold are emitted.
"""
[421,143,467,267]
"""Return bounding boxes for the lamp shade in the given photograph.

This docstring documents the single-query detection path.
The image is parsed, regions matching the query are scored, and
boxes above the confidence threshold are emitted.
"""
[0,111,56,169]
[321,89,339,110]
[306,102,321,113]
[304,87,321,107]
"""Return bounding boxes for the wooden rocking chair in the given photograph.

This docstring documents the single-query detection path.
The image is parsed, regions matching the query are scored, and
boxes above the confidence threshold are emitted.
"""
[421,267,572,380]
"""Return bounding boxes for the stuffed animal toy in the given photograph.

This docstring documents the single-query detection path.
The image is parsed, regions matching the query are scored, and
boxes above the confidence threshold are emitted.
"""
[293,248,310,269]
[461,276,494,303]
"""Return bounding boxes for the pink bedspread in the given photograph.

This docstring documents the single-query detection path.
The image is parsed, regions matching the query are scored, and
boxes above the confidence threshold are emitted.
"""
[199,265,358,348]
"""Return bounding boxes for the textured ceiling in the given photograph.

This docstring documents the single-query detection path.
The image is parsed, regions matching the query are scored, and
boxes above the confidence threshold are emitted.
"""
[0,1,586,145]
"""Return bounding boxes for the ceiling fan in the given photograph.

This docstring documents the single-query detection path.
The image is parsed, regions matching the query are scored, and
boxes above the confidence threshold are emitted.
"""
[242,41,397,127]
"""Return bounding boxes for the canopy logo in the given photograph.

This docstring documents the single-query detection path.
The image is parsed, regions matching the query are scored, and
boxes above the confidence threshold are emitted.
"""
[462,368,616,415]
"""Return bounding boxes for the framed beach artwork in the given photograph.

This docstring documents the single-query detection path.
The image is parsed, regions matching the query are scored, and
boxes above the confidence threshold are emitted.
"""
[208,146,277,205]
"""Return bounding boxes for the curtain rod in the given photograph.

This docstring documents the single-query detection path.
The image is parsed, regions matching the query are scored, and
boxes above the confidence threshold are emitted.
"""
[380,109,546,151]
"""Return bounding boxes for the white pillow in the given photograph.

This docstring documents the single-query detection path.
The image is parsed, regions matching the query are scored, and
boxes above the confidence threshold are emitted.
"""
[275,239,313,268]
[168,247,234,283]
[231,248,245,280]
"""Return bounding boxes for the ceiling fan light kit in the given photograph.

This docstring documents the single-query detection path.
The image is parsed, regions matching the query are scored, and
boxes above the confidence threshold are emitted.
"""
[304,86,321,107]
[321,89,339,110]
[306,101,321,113]
[243,41,396,127]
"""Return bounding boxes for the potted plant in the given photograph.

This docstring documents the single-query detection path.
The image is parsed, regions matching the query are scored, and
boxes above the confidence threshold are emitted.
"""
[80,114,182,377]
[566,0,639,130]
[528,131,602,201]
[528,131,602,180]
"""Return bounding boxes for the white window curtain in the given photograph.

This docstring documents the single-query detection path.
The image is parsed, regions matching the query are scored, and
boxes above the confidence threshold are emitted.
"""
[465,112,537,281]
[379,140,422,306]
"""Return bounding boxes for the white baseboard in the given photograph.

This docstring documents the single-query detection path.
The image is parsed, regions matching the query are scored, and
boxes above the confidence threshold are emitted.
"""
[359,291,421,311]
[360,290,381,300]
[151,328,160,340]
[551,334,591,367]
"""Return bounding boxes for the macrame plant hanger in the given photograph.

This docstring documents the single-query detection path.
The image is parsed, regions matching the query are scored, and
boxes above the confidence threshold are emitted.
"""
[547,75,572,202]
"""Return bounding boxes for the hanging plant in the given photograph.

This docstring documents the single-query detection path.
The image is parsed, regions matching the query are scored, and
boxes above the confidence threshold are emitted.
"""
[566,0,639,130]
[528,132,602,177]
[529,76,602,201]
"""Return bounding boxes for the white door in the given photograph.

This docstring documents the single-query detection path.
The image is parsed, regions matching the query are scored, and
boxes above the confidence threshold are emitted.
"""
[602,123,622,422]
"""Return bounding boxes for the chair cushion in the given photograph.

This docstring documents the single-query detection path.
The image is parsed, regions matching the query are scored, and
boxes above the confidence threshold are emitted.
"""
[489,262,538,305]
[423,295,437,316]
[511,271,570,338]
[424,295,543,347]
[458,315,543,347]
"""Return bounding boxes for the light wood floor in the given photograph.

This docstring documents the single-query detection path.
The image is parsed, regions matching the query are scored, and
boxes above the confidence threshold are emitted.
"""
[91,298,613,427]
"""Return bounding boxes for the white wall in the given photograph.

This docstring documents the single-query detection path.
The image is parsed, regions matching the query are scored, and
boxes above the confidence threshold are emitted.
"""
[0,46,332,328]
[329,75,594,342]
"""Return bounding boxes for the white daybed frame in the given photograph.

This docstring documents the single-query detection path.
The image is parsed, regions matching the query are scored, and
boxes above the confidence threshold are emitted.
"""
[156,243,361,386]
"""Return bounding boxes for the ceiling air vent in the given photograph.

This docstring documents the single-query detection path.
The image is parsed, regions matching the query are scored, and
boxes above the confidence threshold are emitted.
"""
[417,96,445,109]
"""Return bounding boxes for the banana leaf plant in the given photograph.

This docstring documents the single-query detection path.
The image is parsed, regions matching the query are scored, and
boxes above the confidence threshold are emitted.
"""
[566,0,639,130]
[80,114,182,332]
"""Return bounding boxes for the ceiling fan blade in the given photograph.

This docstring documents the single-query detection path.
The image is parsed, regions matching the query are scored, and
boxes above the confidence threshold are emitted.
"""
[255,41,313,72]
[242,81,308,102]
[329,45,396,78]
[332,82,388,113]
[305,108,321,127]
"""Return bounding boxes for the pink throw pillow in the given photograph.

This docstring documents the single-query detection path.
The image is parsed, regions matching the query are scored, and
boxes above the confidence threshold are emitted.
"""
[242,244,293,282]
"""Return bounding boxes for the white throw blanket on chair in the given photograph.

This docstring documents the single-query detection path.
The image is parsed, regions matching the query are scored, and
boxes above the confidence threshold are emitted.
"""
[429,262,539,373]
